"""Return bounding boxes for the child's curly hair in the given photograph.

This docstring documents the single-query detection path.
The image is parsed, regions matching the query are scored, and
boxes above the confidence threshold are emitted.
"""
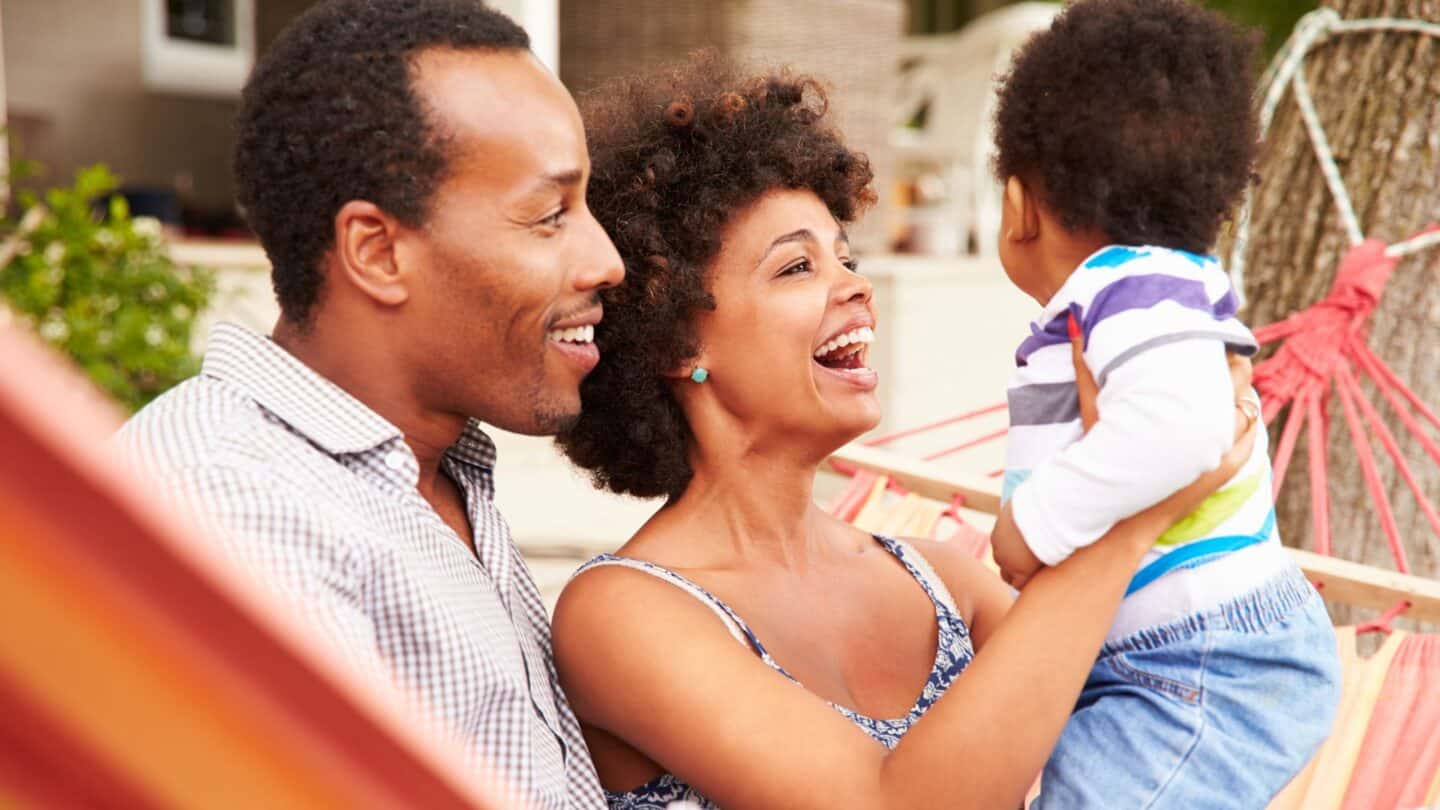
[557,53,875,500]
[993,0,1260,254]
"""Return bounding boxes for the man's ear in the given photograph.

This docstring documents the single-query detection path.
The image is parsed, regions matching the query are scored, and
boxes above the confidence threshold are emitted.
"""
[332,200,409,307]
[1004,176,1041,243]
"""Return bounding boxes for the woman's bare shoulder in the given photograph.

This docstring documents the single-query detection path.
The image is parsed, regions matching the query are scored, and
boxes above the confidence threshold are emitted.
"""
[892,535,1015,647]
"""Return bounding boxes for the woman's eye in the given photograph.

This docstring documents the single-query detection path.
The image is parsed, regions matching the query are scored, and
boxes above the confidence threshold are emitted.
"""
[842,258,861,274]
[779,259,811,277]
[538,208,567,229]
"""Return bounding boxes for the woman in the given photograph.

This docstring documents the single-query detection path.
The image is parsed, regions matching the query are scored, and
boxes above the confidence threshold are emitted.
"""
[553,56,1255,810]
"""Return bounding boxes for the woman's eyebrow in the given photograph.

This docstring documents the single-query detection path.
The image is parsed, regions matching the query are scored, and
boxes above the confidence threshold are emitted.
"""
[759,228,819,263]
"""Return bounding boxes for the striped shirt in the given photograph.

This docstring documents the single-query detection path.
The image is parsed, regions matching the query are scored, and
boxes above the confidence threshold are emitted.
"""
[114,322,605,809]
[1003,246,1277,594]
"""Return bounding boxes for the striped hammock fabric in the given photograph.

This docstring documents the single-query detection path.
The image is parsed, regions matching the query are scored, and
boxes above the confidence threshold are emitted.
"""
[0,320,505,809]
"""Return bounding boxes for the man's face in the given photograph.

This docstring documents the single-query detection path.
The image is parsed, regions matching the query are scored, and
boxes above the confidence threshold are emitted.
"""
[397,49,623,435]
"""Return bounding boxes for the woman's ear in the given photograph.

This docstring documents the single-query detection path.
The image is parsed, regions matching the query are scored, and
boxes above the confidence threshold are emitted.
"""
[663,360,709,383]
[1004,176,1041,244]
[333,200,409,307]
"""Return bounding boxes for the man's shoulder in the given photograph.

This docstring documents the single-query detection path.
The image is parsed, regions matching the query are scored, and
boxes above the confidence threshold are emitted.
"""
[115,376,364,518]
[117,374,293,474]
[115,377,386,555]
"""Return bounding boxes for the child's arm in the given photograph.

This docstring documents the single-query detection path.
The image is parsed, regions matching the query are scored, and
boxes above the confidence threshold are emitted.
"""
[1000,332,1235,579]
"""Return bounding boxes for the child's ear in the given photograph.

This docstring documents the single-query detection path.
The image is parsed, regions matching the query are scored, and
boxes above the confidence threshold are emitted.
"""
[1004,176,1041,243]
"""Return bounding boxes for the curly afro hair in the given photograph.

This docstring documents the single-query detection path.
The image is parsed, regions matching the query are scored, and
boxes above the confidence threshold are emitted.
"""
[993,0,1259,254]
[233,0,529,325]
[556,54,876,500]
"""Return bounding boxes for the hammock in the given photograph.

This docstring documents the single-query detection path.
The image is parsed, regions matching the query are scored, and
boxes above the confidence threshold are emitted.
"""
[823,11,1440,807]
[0,320,504,807]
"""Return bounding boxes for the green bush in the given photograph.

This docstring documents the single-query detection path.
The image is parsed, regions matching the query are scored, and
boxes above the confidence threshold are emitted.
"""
[0,164,213,411]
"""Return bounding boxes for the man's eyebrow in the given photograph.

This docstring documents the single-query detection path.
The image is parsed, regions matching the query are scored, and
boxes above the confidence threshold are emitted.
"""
[534,169,584,191]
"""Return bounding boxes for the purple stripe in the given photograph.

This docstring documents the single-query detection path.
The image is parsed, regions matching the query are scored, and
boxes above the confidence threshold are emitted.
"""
[1015,275,1242,366]
[1082,274,1215,335]
[1014,303,1080,367]
[1215,287,1239,320]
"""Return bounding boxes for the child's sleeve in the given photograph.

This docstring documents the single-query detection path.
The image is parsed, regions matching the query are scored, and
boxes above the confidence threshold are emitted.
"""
[1009,286,1252,567]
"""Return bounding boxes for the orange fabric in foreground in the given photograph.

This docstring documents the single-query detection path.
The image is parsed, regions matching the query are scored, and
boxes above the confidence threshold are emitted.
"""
[0,322,502,809]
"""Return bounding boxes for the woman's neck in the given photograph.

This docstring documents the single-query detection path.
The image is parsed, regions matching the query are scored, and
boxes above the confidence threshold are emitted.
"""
[657,440,848,572]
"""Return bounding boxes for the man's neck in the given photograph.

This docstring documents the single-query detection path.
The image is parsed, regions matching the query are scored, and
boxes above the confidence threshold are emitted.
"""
[272,316,465,488]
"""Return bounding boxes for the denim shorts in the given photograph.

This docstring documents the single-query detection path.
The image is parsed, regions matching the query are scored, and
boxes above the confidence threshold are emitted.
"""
[1032,566,1342,809]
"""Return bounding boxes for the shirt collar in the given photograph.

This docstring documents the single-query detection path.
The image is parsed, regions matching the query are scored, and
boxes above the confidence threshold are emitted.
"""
[449,419,499,472]
[201,322,404,455]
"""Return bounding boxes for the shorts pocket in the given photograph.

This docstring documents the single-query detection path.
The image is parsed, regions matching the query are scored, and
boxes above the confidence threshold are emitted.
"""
[1105,638,1208,705]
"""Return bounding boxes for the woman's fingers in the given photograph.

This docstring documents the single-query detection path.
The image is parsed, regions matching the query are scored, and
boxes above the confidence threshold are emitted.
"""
[1069,313,1099,433]
[1228,353,1258,440]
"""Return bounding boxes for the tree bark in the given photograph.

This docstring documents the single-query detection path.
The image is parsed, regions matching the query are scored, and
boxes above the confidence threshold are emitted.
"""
[1220,0,1440,625]
[0,9,9,211]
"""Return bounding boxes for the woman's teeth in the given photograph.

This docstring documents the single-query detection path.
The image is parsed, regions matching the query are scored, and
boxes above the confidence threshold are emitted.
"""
[813,326,875,360]
[547,324,595,344]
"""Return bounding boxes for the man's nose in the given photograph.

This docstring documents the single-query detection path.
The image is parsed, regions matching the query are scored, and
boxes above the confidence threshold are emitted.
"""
[576,212,625,292]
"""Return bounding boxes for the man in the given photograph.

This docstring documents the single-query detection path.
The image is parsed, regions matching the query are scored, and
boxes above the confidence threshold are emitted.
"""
[117,1,622,806]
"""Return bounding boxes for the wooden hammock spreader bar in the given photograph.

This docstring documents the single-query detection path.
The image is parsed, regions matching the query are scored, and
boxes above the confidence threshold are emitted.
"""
[823,444,1440,624]
[827,443,1003,516]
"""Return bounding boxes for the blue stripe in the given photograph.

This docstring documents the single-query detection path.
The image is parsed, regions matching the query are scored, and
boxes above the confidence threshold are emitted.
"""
[1001,469,1031,504]
[1125,510,1276,596]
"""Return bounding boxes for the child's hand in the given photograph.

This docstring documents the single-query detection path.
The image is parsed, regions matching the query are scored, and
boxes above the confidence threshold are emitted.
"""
[991,503,1044,589]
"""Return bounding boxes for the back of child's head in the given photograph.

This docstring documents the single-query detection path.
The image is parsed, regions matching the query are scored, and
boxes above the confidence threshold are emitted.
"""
[993,0,1259,255]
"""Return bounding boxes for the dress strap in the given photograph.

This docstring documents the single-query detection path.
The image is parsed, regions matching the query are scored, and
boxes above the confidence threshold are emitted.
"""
[572,555,755,651]
[877,537,962,616]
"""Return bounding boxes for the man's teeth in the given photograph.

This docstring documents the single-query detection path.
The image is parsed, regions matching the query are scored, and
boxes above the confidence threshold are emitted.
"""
[813,326,875,359]
[547,324,595,344]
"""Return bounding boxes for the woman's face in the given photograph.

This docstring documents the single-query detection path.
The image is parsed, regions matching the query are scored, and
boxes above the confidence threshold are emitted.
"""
[686,188,880,450]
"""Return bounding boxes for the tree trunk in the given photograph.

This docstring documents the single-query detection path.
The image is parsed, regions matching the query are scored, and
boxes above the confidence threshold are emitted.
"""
[1221,0,1440,627]
[0,8,9,212]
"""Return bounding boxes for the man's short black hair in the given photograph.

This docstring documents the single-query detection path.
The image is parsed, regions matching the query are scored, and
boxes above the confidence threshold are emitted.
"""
[993,0,1259,254]
[233,0,530,324]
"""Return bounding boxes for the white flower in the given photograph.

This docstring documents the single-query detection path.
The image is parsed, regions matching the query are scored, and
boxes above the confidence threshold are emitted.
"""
[94,228,120,249]
[43,241,65,265]
[144,324,166,346]
[39,317,70,342]
[131,216,164,241]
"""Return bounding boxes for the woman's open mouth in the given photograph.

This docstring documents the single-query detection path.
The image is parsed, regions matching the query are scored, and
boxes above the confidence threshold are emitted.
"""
[812,326,878,389]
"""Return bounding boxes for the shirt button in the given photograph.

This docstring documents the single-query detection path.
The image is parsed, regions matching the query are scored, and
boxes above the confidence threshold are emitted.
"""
[383,450,408,471]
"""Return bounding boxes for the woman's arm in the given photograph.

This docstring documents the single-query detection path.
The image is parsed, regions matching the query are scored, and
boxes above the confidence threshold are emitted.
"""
[553,434,1252,810]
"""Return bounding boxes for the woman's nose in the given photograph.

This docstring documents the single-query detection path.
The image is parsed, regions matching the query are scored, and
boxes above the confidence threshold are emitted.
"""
[833,262,871,306]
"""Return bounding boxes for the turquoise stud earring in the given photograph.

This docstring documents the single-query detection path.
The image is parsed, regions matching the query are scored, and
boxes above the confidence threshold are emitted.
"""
[690,367,709,383]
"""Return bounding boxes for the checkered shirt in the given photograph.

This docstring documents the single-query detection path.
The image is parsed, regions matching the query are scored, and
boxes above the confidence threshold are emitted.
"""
[114,322,604,809]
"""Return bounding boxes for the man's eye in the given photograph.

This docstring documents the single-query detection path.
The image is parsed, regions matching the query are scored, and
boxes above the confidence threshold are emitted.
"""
[539,208,567,228]
[779,259,811,277]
